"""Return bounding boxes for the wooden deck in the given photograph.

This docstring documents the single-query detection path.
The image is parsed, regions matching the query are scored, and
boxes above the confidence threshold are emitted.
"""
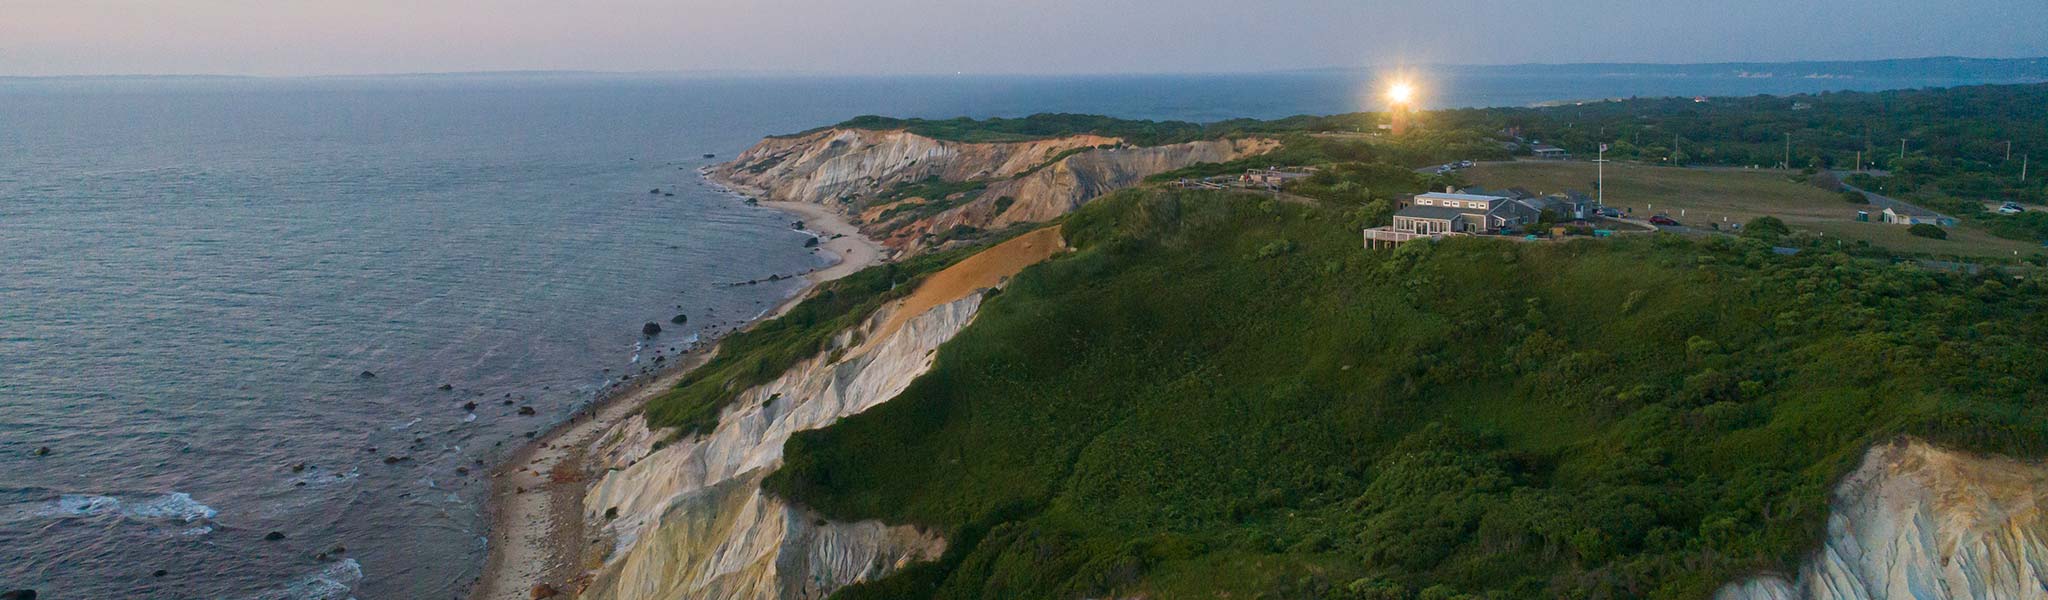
[1363,227,1449,248]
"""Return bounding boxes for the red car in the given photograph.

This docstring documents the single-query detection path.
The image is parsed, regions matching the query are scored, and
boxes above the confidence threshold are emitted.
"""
[1649,215,1682,226]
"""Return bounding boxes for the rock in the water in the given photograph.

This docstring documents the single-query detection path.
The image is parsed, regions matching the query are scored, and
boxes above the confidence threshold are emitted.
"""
[264,531,286,541]
[359,371,376,379]
[804,237,820,248]
[703,153,716,159]
[382,455,408,464]
[289,462,306,473]
[641,322,662,336]
[1,590,36,600]
[153,569,168,577]
[669,314,688,325]
[517,406,536,416]
[530,582,559,598]
[648,188,661,195]
[31,446,50,457]
[463,401,478,411]
[439,383,453,391]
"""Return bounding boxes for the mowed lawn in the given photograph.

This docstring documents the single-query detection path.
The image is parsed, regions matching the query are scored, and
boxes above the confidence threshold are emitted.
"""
[1465,161,2044,259]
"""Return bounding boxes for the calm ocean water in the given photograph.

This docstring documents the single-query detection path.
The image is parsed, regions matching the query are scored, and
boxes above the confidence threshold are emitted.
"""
[0,69,2023,599]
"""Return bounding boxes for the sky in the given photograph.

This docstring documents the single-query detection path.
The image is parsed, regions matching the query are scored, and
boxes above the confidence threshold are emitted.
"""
[5,0,2048,77]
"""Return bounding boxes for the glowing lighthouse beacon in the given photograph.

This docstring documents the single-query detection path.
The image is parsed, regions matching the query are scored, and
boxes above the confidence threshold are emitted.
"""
[1387,82,1416,136]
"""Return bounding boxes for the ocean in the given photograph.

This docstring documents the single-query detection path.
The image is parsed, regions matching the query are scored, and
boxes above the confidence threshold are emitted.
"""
[0,68,2032,599]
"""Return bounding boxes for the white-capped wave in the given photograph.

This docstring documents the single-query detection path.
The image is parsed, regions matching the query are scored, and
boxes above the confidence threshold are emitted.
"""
[241,558,362,600]
[38,491,218,523]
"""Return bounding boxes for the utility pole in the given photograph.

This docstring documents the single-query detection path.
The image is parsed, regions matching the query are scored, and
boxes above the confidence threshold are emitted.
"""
[1900,139,1907,162]
[2024,154,2030,182]
[1856,151,1862,173]
[2007,141,2014,162]
[1784,133,1792,170]
[1598,142,1606,207]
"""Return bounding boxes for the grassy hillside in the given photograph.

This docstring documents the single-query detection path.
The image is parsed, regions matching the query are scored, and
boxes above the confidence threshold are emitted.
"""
[764,188,2048,599]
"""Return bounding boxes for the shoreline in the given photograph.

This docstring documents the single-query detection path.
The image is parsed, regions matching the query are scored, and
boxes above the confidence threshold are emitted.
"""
[467,169,881,600]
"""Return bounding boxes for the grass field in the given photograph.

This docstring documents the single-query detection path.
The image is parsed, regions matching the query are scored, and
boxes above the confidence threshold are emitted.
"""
[1464,161,2044,259]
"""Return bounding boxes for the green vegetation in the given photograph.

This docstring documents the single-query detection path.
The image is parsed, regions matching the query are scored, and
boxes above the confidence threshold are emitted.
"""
[642,248,974,434]
[767,188,2048,599]
[1908,223,1948,240]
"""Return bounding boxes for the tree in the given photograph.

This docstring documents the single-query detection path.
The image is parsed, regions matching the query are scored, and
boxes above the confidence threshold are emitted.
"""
[1908,223,1949,239]
[1743,216,1792,240]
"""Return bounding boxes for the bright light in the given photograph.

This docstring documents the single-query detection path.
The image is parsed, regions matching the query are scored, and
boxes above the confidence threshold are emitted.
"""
[1387,82,1415,104]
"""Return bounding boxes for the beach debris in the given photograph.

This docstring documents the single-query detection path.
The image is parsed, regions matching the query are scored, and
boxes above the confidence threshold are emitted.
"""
[264,531,287,541]
[641,322,662,336]
[670,313,688,325]
[530,583,560,599]
[359,371,376,379]
[517,406,536,416]
[31,446,50,457]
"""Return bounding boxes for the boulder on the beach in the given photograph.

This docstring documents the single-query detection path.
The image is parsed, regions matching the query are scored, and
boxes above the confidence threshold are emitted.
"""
[530,583,559,598]
[517,406,536,416]
[641,322,662,336]
[804,237,820,248]
[264,531,287,541]
[359,371,376,379]
[670,314,688,325]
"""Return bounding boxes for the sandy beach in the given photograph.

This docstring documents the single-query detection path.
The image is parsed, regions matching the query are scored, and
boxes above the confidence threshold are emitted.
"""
[468,184,881,600]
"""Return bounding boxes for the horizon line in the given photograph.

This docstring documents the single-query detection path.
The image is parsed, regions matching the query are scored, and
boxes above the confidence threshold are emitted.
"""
[5,55,2046,81]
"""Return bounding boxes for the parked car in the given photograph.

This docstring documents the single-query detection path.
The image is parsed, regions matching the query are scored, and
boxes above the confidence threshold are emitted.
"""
[1999,202,2025,215]
[1649,215,1682,226]
[1598,207,1624,218]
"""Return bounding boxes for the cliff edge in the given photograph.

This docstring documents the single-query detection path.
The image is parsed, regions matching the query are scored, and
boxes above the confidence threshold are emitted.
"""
[706,127,1275,255]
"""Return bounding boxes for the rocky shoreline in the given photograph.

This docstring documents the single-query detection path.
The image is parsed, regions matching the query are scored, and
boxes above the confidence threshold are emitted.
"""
[466,169,883,600]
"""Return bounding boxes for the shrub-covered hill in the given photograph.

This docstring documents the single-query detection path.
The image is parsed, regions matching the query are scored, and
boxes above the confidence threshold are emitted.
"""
[765,188,2048,599]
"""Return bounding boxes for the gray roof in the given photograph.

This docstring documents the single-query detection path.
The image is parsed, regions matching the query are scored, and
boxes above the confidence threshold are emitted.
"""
[1395,205,1476,221]
[1417,192,1508,203]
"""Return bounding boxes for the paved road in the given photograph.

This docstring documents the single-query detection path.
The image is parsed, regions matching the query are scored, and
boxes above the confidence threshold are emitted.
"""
[1831,172,1950,219]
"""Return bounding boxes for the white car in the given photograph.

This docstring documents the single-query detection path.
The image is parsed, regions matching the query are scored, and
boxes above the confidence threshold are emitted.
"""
[1999,203,2025,215]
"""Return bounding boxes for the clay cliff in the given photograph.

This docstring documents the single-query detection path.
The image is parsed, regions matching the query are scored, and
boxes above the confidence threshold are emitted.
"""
[1715,438,2048,600]
[706,127,1276,254]
[574,229,1067,600]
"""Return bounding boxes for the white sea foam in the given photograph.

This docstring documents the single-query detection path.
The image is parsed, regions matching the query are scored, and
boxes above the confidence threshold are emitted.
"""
[39,491,218,523]
[240,558,362,600]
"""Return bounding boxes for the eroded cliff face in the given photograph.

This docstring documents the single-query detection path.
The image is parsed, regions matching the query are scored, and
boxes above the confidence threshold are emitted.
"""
[707,128,1275,254]
[576,228,1067,600]
[1715,439,2048,600]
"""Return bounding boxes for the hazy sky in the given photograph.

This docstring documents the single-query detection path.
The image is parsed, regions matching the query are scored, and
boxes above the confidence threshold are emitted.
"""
[6,0,2047,76]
